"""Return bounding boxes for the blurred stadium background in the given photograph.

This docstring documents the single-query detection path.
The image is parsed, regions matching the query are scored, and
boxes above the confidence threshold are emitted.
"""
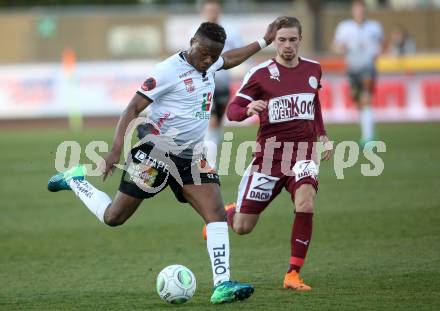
[1,1,439,310]
[1,0,440,124]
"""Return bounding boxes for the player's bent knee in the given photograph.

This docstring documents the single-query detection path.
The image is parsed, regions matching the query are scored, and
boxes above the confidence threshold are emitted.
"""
[232,221,254,235]
[232,213,259,235]
[233,225,253,235]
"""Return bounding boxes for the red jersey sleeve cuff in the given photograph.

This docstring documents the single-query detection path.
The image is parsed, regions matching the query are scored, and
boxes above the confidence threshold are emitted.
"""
[227,105,248,121]
[227,96,251,121]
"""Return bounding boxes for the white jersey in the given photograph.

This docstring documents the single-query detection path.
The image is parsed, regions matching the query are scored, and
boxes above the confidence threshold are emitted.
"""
[137,52,224,158]
[333,19,383,72]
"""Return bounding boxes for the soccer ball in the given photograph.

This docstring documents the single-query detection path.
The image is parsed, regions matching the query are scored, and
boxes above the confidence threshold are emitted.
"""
[156,264,197,304]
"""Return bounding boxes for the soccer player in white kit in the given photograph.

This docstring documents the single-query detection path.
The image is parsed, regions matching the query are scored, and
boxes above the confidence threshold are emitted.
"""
[48,19,285,304]
[332,0,383,145]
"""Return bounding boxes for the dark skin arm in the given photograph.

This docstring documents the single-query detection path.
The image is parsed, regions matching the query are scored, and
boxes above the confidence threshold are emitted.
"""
[102,93,151,180]
[221,16,288,70]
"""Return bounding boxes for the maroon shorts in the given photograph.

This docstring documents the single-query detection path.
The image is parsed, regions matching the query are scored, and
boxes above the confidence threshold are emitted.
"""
[235,151,319,215]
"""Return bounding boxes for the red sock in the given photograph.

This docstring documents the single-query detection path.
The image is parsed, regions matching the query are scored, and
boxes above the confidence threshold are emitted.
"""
[226,206,236,229]
[288,212,313,273]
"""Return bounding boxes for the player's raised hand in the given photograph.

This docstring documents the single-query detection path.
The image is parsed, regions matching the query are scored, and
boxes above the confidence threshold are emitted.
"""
[101,150,121,181]
[246,100,267,116]
[263,16,289,45]
[319,135,334,161]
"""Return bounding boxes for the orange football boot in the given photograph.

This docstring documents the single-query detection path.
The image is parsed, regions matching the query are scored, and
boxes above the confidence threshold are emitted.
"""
[202,203,236,240]
[283,271,312,291]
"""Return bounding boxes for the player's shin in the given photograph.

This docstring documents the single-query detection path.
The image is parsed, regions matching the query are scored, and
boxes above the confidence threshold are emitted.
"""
[289,212,313,273]
[206,222,231,286]
[69,179,111,223]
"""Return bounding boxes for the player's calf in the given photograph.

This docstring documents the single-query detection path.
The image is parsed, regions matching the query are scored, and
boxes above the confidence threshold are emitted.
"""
[101,192,142,227]
[103,211,127,227]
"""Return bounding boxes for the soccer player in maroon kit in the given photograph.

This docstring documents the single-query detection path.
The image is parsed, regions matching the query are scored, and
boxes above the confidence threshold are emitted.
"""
[225,17,333,291]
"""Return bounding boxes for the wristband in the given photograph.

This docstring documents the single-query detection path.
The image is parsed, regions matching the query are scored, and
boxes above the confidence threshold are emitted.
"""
[323,141,334,151]
[258,38,268,49]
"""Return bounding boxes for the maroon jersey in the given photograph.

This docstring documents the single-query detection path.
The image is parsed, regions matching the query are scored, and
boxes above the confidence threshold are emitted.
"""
[227,57,326,160]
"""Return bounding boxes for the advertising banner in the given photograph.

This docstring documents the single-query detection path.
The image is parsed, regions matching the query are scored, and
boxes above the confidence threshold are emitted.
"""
[0,61,439,123]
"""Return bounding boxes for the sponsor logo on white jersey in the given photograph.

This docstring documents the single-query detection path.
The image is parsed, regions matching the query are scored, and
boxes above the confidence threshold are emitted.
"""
[183,78,195,93]
[246,172,279,202]
[194,92,213,120]
[178,69,195,79]
[268,93,315,123]
[141,77,156,91]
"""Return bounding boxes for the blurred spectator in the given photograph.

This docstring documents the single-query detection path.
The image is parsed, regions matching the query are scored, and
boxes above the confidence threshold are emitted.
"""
[332,0,384,145]
[387,25,416,56]
[197,0,244,168]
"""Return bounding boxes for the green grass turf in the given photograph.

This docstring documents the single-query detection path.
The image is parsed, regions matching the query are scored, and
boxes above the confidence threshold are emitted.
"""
[0,123,439,310]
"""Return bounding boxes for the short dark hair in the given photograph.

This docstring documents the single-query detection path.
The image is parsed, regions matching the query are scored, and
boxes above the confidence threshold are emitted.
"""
[278,16,302,36]
[194,22,227,44]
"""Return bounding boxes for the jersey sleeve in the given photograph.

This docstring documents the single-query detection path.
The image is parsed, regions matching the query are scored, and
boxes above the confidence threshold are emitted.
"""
[333,21,347,46]
[136,65,174,103]
[369,21,384,57]
[227,70,261,121]
[314,66,326,137]
[226,96,250,122]
[209,56,225,72]
[314,95,326,137]
[375,21,384,43]
[236,70,261,102]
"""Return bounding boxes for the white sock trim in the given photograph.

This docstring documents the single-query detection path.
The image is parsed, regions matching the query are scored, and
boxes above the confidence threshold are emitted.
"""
[69,179,111,223]
[206,221,228,230]
[206,221,230,286]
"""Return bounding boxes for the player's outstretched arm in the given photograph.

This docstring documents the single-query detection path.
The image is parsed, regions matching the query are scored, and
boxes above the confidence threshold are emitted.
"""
[314,96,333,161]
[102,94,151,180]
[221,16,287,70]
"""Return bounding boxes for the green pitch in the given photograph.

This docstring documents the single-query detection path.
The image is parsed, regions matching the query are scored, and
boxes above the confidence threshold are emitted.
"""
[1,123,439,310]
